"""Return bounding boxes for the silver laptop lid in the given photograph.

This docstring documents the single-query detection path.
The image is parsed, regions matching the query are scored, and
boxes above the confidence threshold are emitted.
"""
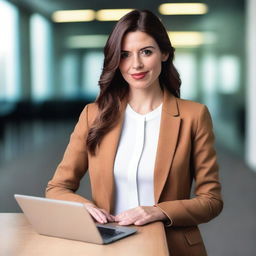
[14,194,104,244]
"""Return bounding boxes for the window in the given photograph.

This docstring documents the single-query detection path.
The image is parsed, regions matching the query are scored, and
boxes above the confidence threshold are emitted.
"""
[0,0,19,101]
[82,51,103,98]
[174,52,197,100]
[30,13,53,101]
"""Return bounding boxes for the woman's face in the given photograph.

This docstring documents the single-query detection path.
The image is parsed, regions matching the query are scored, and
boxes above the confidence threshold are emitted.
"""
[119,31,168,91]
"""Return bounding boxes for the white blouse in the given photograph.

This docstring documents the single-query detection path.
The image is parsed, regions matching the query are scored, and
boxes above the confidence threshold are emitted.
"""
[113,103,162,215]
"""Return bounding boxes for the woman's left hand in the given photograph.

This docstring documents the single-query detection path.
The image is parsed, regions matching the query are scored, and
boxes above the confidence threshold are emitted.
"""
[114,206,167,226]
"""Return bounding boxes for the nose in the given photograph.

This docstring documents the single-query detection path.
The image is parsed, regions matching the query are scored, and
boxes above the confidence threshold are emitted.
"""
[132,54,143,70]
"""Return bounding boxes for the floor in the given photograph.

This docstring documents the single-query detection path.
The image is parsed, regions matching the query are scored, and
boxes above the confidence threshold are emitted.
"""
[0,120,255,256]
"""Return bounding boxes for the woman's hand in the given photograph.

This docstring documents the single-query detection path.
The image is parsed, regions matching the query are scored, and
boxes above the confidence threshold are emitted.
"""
[114,206,167,226]
[84,203,115,224]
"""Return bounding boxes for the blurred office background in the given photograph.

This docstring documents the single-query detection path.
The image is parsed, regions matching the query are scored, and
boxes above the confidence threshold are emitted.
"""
[0,0,255,255]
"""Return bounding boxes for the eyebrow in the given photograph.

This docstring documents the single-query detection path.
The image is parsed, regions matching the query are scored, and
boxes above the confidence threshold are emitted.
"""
[121,46,156,52]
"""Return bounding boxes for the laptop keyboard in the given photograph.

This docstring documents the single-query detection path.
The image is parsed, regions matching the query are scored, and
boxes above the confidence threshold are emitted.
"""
[97,226,124,240]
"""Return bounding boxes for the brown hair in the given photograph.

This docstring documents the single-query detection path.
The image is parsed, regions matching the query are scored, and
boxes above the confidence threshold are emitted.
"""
[87,9,181,155]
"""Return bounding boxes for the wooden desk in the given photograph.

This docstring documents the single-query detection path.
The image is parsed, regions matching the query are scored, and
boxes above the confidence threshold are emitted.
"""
[0,213,169,256]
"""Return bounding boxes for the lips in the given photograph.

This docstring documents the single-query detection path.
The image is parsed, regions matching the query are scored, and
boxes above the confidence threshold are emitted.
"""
[131,72,148,80]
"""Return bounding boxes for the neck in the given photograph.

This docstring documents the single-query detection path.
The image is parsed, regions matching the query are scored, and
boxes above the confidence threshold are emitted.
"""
[128,85,163,115]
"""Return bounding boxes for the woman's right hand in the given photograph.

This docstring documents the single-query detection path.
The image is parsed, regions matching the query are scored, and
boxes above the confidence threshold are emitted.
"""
[84,203,115,224]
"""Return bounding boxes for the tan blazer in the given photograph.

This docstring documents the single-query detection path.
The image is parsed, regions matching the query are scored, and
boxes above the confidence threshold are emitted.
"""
[46,89,223,256]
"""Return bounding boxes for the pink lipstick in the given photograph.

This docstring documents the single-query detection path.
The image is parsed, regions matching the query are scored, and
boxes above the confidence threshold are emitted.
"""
[131,72,148,80]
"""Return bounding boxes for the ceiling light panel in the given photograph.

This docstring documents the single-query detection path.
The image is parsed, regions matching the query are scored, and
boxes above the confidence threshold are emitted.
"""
[168,31,216,47]
[52,10,95,22]
[66,35,108,48]
[96,9,134,21]
[159,3,208,15]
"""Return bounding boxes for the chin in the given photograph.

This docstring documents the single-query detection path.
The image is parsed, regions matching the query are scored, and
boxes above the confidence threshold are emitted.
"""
[128,79,160,91]
[128,83,152,90]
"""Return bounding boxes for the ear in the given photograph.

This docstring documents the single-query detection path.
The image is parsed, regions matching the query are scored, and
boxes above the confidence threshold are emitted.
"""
[161,52,169,62]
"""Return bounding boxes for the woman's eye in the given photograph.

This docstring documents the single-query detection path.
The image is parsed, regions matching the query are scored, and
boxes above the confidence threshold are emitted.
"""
[120,52,129,59]
[141,49,152,56]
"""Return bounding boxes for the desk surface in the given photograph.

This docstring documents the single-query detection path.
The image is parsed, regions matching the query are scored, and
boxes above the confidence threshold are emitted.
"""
[0,213,169,256]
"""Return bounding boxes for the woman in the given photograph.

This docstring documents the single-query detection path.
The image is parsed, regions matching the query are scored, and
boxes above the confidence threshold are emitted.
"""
[46,9,223,255]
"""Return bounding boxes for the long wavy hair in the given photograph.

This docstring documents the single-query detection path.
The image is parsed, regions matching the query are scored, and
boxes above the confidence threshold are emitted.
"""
[87,9,181,155]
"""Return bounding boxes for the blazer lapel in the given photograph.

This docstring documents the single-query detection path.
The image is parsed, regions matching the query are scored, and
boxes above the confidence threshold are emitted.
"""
[154,90,181,203]
[98,100,127,213]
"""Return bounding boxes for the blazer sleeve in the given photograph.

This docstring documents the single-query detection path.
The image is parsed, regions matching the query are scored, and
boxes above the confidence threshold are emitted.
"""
[155,105,223,227]
[45,105,93,205]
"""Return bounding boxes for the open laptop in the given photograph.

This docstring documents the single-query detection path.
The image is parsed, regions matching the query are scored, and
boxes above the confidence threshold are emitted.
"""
[14,194,137,244]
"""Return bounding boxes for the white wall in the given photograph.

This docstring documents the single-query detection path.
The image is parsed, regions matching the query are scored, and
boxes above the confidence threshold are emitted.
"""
[246,0,256,171]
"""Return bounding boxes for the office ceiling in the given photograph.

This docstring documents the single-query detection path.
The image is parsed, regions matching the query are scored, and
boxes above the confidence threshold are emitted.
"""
[7,0,244,19]
[8,0,161,17]
[6,0,245,51]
